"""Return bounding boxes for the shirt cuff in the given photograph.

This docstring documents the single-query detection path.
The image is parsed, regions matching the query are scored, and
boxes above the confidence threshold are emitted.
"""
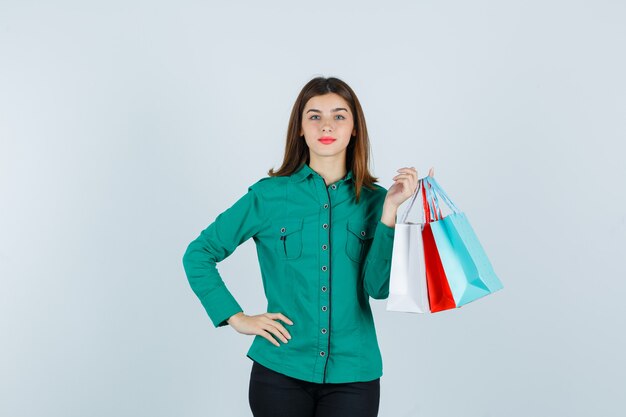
[199,284,244,328]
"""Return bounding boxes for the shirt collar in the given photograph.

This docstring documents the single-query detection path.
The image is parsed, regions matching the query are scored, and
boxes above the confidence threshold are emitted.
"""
[289,162,353,184]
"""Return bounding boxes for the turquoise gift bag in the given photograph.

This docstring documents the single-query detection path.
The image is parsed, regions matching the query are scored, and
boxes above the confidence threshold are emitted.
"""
[422,176,503,307]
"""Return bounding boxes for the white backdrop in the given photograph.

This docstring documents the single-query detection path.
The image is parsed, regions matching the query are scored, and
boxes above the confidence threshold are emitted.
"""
[1,1,625,416]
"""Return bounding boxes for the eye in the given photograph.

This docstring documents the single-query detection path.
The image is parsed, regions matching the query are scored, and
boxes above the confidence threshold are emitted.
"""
[308,114,346,120]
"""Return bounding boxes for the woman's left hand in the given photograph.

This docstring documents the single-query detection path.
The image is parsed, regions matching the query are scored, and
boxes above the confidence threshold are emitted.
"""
[385,166,435,210]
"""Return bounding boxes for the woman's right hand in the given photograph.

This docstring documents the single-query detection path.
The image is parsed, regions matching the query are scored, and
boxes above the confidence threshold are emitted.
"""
[227,312,293,347]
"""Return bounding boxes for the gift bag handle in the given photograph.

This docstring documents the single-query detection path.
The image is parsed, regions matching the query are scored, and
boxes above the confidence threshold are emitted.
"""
[421,179,432,223]
[422,176,444,221]
[398,176,446,224]
[423,176,461,214]
[424,176,444,221]
[398,178,424,224]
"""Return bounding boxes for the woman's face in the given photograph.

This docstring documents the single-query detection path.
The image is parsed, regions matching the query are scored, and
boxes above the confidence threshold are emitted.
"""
[300,93,356,162]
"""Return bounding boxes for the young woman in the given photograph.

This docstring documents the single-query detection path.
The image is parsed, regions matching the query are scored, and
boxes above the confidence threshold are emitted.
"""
[182,76,434,417]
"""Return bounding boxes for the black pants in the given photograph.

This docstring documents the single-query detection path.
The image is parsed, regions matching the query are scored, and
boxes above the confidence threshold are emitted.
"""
[248,360,380,417]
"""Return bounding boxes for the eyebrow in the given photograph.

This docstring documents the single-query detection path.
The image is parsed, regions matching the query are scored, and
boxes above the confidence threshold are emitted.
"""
[305,108,349,114]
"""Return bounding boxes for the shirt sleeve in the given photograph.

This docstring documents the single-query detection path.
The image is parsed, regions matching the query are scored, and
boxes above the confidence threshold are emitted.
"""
[362,219,395,299]
[182,184,267,328]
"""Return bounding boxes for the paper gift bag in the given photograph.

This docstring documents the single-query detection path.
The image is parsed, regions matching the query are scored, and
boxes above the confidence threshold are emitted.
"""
[422,176,504,307]
[386,180,430,313]
[420,182,457,313]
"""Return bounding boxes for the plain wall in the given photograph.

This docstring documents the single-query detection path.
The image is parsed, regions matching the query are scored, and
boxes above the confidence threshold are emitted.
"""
[1,1,625,416]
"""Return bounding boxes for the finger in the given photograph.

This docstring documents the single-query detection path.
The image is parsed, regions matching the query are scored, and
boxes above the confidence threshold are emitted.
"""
[274,322,292,340]
[259,329,280,347]
[397,168,417,176]
[260,318,289,343]
[264,316,292,340]
[263,323,289,344]
[396,177,413,194]
[393,175,412,181]
[393,173,417,182]
[429,167,435,177]
[397,168,418,180]
[271,312,294,326]
[394,174,418,190]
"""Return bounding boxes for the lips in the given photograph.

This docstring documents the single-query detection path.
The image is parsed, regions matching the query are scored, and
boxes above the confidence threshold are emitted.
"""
[319,137,336,144]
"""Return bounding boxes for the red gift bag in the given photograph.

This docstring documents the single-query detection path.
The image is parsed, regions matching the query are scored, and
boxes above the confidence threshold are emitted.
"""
[421,182,456,313]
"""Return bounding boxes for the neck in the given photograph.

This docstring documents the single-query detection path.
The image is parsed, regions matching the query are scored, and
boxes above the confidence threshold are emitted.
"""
[308,155,347,186]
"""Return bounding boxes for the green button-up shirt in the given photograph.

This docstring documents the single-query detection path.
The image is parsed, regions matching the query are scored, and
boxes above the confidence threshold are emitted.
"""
[182,162,395,383]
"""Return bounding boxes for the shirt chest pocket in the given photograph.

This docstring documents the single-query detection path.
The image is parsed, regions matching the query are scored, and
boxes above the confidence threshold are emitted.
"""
[345,220,376,263]
[273,218,304,260]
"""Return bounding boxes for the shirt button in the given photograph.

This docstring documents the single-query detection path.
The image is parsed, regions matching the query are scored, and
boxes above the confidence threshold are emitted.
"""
[320,351,326,356]
[360,230,366,236]
[280,227,286,233]
[323,203,329,209]
[331,184,337,190]
[321,265,327,271]
[321,328,327,334]
[321,306,327,311]
[322,223,328,229]
[322,244,327,250]
[321,286,327,292]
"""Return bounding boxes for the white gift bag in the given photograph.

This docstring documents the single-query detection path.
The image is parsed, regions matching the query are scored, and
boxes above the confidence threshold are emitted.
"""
[386,179,431,314]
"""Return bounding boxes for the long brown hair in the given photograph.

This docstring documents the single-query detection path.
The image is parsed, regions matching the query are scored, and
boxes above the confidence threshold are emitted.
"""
[268,76,380,203]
